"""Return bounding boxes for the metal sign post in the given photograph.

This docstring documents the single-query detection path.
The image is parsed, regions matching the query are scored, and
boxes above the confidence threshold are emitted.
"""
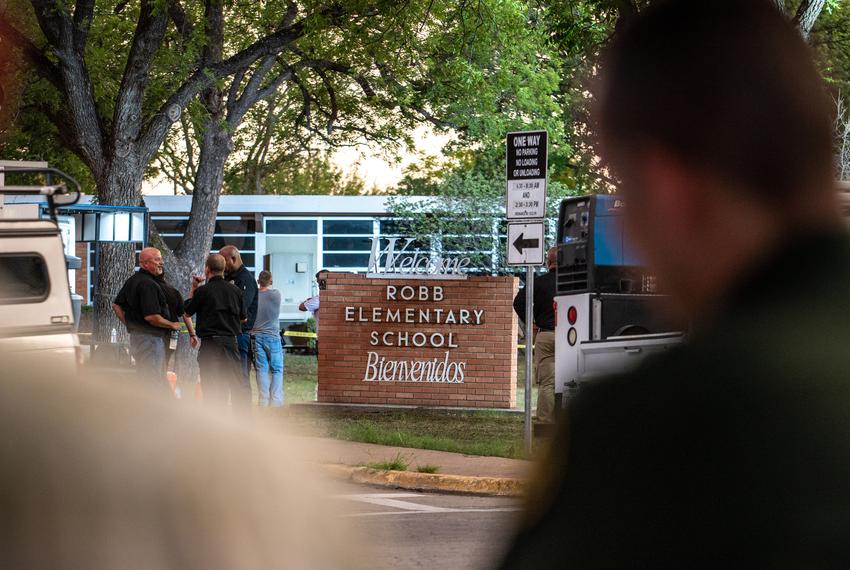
[505,130,548,456]
[523,267,534,453]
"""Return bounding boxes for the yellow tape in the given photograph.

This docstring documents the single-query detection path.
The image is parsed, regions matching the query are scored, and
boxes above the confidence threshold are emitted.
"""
[284,330,317,338]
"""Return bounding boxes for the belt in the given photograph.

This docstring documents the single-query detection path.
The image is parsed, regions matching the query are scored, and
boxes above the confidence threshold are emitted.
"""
[130,330,166,338]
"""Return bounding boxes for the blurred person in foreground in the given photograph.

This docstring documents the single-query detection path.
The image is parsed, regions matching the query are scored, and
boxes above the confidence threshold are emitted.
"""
[112,247,181,390]
[512,246,558,426]
[252,270,285,407]
[185,254,247,409]
[0,356,359,569]
[500,0,850,567]
[220,245,258,397]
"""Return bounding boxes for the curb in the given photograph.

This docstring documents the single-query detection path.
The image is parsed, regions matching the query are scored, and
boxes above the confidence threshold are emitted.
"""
[322,464,527,497]
[292,402,524,415]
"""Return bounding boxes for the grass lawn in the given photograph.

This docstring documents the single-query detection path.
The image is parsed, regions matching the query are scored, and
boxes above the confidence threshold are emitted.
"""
[283,353,320,404]
[288,406,527,459]
[273,351,536,460]
[249,352,319,405]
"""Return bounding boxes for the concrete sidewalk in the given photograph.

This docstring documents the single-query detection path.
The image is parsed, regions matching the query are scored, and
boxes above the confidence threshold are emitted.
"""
[292,436,534,496]
[295,436,532,479]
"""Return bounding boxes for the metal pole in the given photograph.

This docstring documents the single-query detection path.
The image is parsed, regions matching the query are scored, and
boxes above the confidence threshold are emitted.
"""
[524,266,534,454]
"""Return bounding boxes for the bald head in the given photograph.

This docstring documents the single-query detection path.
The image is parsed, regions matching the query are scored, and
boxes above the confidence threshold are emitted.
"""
[139,247,164,276]
[205,254,226,277]
[219,246,242,274]
[547,247,558,270]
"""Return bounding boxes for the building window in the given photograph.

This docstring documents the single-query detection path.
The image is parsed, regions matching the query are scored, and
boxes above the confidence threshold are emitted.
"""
[266,219,317,235]
[322,237,373,252]
[215,219,256,234]
[210,235,255,251]
[152,215,257,273]
[323,219,373,235]
[319,218,375,272]
[323,253,372,268]
[152,218,256,234]
[151,219,187,233]
[159,235,256,251]
[378,218,413,236]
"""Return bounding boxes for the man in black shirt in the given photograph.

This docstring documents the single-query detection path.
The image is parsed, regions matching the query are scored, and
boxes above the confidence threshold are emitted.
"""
[113,247,181,390]
[220,245,258,400]
[513,247,557,424]
[156,273,198,373]
[185,254,247,408]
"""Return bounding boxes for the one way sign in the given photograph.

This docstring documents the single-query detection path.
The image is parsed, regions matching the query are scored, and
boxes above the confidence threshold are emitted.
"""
[506,222,545,266]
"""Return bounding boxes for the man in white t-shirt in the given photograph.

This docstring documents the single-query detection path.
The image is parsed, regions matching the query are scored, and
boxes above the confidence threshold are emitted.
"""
[298,270,327,354]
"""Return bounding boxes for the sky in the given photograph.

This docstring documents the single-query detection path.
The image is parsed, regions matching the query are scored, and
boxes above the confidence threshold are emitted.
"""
[143,125,452,196]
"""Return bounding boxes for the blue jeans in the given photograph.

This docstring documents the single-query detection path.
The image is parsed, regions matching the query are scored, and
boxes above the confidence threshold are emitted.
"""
[254,334,284,407]
[236,331,252,394]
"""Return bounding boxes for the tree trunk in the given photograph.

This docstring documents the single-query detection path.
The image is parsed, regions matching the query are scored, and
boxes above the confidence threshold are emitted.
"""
[92,242,136,345]
[92,161,145,345]
[175,121,231,272]
[796,0,827,39]
[157,0,230,389]
[837,98,850,181]
[163,117,232,388]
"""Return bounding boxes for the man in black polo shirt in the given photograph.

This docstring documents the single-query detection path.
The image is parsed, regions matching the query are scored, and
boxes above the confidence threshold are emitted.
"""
[156,272,198,373]
[220,245,258,401]
[185,254,246,408]
[112,247,181,389]
[513,246,557,424]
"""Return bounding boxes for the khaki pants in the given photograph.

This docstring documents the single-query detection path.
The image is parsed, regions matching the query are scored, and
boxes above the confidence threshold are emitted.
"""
[533,330,556,424]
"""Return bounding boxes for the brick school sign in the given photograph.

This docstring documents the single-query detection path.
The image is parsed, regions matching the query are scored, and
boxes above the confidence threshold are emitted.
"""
[317,273,518,408]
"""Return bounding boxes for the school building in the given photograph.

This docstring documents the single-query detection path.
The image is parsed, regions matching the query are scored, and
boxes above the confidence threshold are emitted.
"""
[65,194,511,327]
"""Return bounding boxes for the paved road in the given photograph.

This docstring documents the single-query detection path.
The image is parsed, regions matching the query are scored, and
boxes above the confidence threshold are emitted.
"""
[330,481,524,570]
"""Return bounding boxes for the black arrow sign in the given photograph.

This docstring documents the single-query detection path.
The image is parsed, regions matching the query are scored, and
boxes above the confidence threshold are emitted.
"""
[512,232,540,254]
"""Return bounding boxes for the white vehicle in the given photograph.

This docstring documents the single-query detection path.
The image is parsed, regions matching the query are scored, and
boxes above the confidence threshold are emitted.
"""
[553,195,685,406]
[554,292,682,398]
[555,185,850,404]
[0,165,82,368]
